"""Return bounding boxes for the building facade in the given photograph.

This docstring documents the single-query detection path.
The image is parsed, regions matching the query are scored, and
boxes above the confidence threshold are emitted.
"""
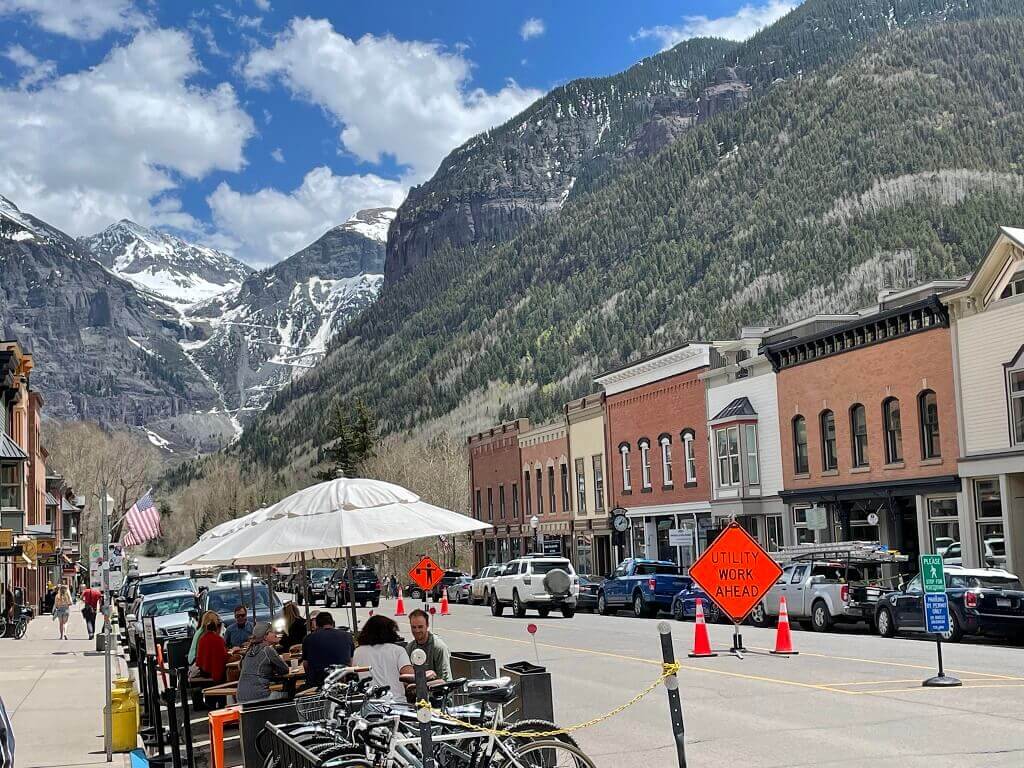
[596,344,715,567]
[518,420,572,557]
[468,419,528,570]
[703,330,786,552]
[943,227,1024,573]
[565,394,612,576]
[766,284,964,567]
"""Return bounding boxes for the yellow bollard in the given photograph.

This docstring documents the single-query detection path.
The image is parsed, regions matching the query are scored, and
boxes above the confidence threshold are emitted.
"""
[107,681,139,753]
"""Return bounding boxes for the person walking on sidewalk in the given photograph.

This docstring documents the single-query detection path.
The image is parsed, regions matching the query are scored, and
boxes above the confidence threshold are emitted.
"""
[80,586,102,640]
[52,584,72,640]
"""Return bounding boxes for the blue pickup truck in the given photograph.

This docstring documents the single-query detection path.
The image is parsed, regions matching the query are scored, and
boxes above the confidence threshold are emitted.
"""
[597,559,690,618]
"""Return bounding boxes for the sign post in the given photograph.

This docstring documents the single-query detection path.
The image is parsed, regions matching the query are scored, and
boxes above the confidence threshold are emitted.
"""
[688,522,783,659]
[920,554,961,687]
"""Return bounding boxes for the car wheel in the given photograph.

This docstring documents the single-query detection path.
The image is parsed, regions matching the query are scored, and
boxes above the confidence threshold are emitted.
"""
[537,607,550,618]
[811,600,832,632]
[597,593,612,616]
[705,602,722,624]
[561,606,575,619]
[747,602,771,628]
[941,611,963,643]
[513,591,527,618]
[673,600,685,622]
[490,592,504,617]
[876,606,896,638]
[633,593,648,619]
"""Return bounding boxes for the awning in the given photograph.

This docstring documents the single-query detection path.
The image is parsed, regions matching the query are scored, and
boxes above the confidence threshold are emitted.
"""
[0,432,27,461]
[45,492,59,506]
[60,498,77,512]
[779,475,961,504]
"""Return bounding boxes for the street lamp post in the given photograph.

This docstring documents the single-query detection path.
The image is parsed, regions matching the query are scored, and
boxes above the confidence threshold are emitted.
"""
[530,515,540,554]
[100,490,114,763]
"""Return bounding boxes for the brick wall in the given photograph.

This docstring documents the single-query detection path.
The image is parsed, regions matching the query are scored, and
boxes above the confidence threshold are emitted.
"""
[468,421,525,527]
[520,426,571,523]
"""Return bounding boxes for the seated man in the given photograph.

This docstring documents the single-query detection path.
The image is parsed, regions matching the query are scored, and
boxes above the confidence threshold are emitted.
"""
[223,605,254,648]
[301,611,355,689]
[406,609,452,681]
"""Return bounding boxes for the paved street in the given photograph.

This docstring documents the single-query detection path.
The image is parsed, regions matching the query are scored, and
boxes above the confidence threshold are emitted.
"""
[1,605,129,768]
[4,595,1024,768]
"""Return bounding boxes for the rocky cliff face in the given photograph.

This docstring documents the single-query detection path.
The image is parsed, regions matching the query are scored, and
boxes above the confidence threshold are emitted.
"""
[80,220,252,310]
[184,208,394,419]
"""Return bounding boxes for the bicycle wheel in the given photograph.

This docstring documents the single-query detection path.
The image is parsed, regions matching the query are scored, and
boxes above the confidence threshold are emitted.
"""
[321,759,373,768]
[508,739,597,768]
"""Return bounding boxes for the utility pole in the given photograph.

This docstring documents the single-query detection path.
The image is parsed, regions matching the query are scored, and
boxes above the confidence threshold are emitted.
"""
[100,489,112,763]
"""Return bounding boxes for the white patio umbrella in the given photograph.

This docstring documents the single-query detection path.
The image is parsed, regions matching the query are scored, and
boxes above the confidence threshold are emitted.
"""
[194,477,490,630]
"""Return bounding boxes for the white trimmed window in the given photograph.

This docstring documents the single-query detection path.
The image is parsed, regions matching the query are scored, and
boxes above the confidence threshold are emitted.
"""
[620,444,632,491]
[683,431,697,484]
[660,436,673,486]
[639,439,652,489]
[716,426,741,486]
[744,423,759,486]
[1009,368,1024,445]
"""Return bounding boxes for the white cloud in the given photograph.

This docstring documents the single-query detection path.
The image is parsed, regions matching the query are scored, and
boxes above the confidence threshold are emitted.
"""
[243,18,541,180]
[270,147,284,163]
[0,28,254,235]
[208,166,406,265]
[253,0,270,9]
[635,0,796,48]
[0,0,144,40]
[4,44,55,88]
[520,17,545,41]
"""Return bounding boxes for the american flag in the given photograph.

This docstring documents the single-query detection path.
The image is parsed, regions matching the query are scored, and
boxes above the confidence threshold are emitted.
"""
[121,490,161,547]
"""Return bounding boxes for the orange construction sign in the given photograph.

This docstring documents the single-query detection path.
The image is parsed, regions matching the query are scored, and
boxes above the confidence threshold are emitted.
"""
[409,555,444,592]
[688,522,782,624]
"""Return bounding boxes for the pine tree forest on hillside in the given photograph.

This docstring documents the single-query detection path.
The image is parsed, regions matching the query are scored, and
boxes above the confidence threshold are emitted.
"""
[239,16,1024,471]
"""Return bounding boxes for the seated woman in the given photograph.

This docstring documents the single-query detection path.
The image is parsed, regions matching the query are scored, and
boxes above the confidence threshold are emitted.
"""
[277,601,307,652]
[237,622,289,703]
[352,615,413,700]
[195,617,228,683]
[188,610,222,665]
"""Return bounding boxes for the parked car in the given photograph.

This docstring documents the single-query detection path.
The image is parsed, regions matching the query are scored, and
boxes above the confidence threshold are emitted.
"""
[875,566,1024,642]
[941,539,1007,568]
[747,560,885,632]
[575,575,605,612]
[490,556,579,618]
[469,565,503,605]
[200,582,282,627]
[449,575,474,603]
[127,590,198,661]
[295,568,335,605]
[325,565,381,608]
[215,569,252,584]
[431,570,468,602]
[597,559,689,618]
[670,578,722,623]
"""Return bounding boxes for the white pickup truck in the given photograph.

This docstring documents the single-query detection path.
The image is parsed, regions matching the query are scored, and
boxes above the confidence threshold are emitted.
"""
[747,560,882,631]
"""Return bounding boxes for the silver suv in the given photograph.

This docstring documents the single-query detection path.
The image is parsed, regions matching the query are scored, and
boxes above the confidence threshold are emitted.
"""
[490,556,579,618]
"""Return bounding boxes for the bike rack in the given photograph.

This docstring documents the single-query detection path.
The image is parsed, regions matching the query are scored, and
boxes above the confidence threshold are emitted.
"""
[265,722,325,768]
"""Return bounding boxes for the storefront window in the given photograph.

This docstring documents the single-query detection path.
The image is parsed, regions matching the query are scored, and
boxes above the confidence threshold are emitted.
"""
[765,515,784,552]
[974,478,1005,567]
[576,536,593,574]
[848,506,880,542]
[484,539,497,565]
[657,518,674,562]
[927,498,958,557]
[631,520,646,558]
[793,507,817,544]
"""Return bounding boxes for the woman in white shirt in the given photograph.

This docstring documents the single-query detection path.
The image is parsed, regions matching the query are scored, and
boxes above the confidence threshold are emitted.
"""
[352,615,413,699]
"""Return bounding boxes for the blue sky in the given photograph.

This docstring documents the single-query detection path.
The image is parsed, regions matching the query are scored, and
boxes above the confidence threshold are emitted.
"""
[0,0,796,265]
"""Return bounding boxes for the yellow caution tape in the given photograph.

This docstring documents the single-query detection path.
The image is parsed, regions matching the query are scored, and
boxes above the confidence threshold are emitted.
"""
[416,662,681,738]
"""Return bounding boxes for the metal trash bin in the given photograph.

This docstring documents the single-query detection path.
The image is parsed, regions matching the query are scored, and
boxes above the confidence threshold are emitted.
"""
[451,651,497,680]
[499,661,553,724]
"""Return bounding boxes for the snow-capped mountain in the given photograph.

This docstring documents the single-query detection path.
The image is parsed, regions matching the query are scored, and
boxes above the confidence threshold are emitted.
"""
[184,208,395,419]
[80,220,252,309]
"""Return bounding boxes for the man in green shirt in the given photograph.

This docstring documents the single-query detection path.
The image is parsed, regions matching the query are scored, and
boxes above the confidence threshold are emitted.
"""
[407,609,452,680]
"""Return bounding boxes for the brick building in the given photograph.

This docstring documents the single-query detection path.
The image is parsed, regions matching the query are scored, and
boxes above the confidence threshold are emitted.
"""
[519,420,572,557]
[596,344,715,567]
[468,419,528,571]
[765,283,964,566]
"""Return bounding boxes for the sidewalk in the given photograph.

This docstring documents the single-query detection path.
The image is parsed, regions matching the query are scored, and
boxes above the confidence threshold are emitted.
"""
[0,604,130,768]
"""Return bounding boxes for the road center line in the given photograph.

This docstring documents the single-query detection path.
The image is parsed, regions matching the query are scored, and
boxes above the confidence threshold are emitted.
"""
[749,646,1024,680]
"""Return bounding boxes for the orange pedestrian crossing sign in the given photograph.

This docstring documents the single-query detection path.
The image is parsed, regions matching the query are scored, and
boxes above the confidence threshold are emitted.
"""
[688,522,783,624]
[409,555,444,591]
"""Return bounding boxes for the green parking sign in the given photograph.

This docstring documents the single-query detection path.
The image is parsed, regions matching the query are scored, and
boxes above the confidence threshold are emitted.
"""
[921,554,945,593]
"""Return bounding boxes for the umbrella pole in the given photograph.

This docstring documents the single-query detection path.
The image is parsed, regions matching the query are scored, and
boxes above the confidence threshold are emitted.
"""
[300,553,310,624]
[250,571,256,623]
[345,547,358,634]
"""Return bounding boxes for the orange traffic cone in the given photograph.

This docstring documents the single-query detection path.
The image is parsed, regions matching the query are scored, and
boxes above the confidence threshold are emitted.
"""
[440,588,450,616]
[770,596,798,655]
[395,593,406,617]
[688,598,717,658]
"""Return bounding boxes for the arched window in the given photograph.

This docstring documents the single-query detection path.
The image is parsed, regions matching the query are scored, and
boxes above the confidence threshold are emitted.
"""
[883,397,903,463]
[850,404,869,467]
[820,410,837,471]
[619,443,632,491]
[638,439,652,489]
[792,416,809,474]
[919,390,941,459]
[681,430,697,484]
[659,434,673,486]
